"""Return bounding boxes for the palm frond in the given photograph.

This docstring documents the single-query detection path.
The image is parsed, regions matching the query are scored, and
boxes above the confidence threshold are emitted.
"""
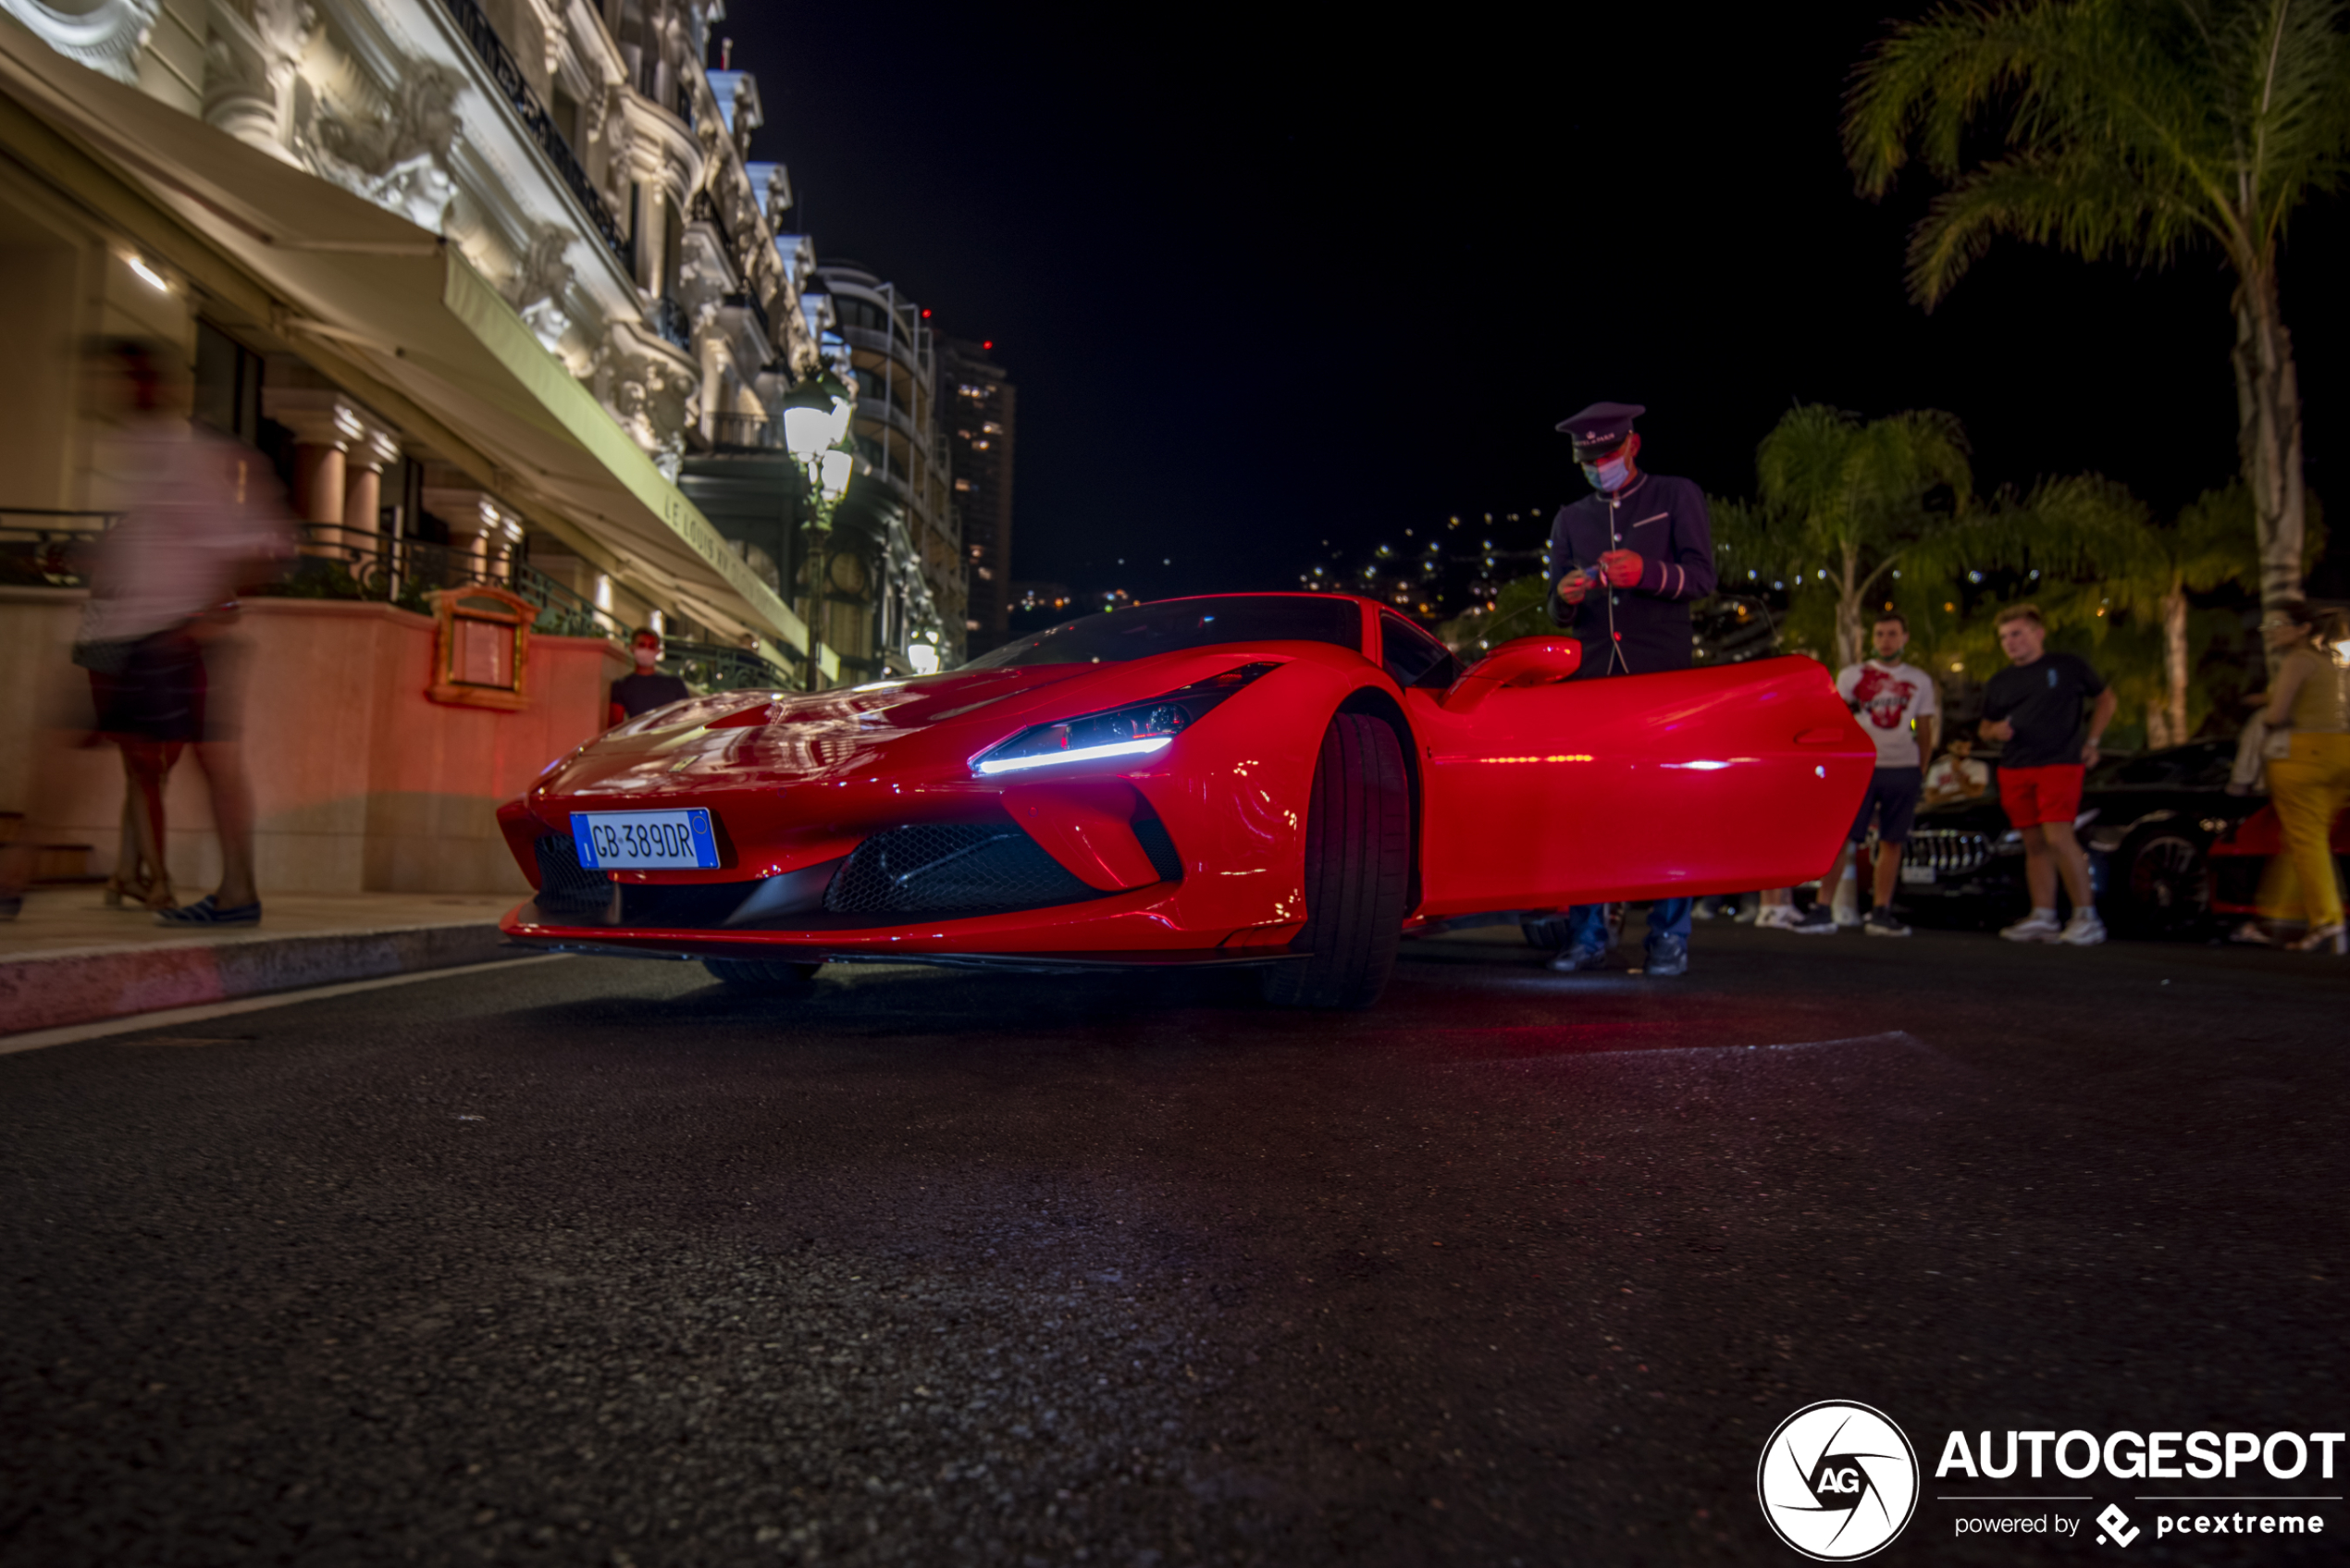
[1847,0,2350,290]
[1907,149,2215,302]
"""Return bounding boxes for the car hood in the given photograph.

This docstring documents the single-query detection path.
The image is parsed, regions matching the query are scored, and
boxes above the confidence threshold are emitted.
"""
[530,650,1297,802]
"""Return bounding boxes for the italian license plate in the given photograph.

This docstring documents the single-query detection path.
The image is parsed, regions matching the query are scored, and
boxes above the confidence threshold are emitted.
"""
[1899,864,1937,885]
[571,809,719,870]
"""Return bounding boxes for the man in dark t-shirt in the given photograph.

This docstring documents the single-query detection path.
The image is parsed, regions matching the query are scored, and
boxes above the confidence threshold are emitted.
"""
[608,628,692,727]
[1979,603,2117,945]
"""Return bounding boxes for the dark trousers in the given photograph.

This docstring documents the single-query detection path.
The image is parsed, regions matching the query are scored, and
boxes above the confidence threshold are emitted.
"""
[1566,898,1694,953]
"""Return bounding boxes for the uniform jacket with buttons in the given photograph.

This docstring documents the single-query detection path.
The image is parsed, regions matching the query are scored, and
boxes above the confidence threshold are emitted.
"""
[1544,473,1717,678]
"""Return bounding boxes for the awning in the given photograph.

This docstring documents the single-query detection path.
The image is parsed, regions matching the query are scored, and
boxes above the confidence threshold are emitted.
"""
[0,17,816,663]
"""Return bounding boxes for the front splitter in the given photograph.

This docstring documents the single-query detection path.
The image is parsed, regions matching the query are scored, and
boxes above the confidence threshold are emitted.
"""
[504,935,1306,975]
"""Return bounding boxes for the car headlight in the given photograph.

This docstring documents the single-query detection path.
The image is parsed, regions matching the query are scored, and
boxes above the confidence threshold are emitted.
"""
[971,662,1275,776]
[1993,828,2025,856]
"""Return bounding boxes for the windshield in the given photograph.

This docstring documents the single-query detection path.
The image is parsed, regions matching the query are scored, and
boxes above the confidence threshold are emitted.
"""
[959,595,1365,670]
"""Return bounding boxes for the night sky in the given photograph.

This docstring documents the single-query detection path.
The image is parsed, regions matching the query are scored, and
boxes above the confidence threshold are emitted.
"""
[724,1,2349,602]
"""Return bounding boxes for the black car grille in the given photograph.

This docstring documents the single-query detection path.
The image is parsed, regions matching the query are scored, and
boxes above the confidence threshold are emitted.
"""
[1907,829,1994,876]
[823,824,1106,916]
[533,833,613,911]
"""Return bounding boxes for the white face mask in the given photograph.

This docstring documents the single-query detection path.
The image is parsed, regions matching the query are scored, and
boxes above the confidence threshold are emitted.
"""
[633,647,659,670]
[1581,452,1632,493]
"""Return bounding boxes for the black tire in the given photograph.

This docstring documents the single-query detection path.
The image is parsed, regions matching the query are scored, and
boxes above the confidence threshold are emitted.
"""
[703,957,823,990]
[2109,830,2208,938]
[1261,713,1411,1009]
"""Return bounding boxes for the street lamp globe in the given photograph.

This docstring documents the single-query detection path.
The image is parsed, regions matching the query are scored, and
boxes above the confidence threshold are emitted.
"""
[819,448,855,501]
[778,367,851,461]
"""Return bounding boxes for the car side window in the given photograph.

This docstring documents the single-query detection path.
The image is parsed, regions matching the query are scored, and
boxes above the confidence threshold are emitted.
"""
[1379,612,1462,690]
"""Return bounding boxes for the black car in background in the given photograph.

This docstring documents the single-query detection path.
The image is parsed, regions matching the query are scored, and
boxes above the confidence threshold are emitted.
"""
[1900,741,2258,936]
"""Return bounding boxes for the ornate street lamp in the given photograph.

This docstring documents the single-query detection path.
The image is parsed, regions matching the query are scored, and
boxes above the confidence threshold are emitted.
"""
[777,366,855,689]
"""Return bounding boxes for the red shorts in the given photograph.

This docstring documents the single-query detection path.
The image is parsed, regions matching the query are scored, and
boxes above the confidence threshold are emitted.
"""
[1998,763,2084,828]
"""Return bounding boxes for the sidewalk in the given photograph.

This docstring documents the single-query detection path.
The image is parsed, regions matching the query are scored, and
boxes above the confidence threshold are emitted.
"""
[0,887,523,1035]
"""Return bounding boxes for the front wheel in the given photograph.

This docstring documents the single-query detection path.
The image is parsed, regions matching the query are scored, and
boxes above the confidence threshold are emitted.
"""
[2109,831,2208,938]
[1262,713,1411,1009]
[704,957,823,990]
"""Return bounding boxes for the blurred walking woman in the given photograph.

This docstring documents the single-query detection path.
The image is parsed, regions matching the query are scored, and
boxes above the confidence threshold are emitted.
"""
[2258,600,2350,955]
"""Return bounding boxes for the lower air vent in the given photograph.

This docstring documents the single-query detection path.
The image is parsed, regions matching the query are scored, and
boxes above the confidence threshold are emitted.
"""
[823,823,1103,916]
[534,833,613,912]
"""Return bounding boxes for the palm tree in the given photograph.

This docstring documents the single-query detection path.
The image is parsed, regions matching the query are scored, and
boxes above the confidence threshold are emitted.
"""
[1844,0,2350,613]
[1747,405,1975,668]
[1918,475,2234,743]
[1919,476,2327,743]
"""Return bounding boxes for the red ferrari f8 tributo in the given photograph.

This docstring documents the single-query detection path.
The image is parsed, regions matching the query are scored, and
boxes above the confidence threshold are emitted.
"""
[498,594,1872,1006]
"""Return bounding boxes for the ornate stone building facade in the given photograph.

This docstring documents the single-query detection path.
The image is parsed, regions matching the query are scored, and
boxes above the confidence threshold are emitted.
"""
[0,0,875,667]
[808,259,959,671]
[0,0,967,895]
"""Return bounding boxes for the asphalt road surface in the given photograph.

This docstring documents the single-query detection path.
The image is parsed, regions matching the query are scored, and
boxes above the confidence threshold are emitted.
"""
[2,921,2343,1567]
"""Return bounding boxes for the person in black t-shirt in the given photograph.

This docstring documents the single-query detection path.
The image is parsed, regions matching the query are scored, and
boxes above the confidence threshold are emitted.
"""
[608,628,692,727]
[1978,603,2116,945]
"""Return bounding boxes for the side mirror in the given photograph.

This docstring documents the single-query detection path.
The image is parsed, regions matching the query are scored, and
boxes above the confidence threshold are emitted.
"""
[1441,636,1582,713]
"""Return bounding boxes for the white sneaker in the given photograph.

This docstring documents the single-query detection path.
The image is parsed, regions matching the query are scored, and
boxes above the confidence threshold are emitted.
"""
[1753,906,1791,930]
[2056,908,2107,946]
[2001,910,2063,943]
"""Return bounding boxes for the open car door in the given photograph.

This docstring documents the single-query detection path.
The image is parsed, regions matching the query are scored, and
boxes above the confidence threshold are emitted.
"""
[1404,640,1874,919]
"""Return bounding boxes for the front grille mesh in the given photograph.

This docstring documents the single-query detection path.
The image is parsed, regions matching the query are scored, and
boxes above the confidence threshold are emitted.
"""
[823,823,1100,916]
[533,833,613,911]
[1907,829,1993,875]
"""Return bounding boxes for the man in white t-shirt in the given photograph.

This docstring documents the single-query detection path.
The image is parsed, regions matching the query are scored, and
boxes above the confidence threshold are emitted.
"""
[1790,611,1941,936]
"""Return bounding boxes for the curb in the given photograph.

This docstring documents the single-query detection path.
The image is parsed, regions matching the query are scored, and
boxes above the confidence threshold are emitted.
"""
[0,922,512,1036]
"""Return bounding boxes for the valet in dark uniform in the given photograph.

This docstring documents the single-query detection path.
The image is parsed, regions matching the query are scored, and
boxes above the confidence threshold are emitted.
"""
[1546,402,1717,677]
[1544,401,1715,976]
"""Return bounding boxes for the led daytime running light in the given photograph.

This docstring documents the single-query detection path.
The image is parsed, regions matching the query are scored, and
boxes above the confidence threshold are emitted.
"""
[970,661,1276,777]
[974,736,1173,775]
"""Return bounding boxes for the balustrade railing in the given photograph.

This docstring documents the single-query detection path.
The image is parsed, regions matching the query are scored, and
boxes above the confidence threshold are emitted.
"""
[709,412,773,450]
[6,512,794,691]
[278,525,638,641]
[434,0,629,264]
[660,638,789,693]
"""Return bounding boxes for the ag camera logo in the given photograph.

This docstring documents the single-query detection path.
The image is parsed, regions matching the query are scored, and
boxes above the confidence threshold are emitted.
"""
[1758,1401,1920,1560]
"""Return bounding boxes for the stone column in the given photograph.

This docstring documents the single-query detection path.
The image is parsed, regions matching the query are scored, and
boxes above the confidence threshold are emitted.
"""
[265,391,399,564]
[422,475,524,585]
[341,430,400,538]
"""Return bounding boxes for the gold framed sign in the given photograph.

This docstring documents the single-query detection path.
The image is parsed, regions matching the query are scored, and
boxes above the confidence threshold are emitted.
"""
[426,584,535,710]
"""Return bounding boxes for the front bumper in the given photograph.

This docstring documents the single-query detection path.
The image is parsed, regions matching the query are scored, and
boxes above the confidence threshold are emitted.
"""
[498,874,1307,969]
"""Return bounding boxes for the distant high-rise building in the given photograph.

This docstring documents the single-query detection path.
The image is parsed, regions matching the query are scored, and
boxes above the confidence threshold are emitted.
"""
[940,338,1016,654]
[809,261,957,673]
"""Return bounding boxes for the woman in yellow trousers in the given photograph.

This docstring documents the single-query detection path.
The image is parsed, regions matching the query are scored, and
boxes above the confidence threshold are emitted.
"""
[2258,601,2350,955]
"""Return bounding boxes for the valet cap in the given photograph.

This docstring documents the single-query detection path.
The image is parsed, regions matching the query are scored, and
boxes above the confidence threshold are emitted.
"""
[1556,401,1645,457]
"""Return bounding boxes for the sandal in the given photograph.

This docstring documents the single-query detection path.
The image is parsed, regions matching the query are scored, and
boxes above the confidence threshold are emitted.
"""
[155,895,261,927]
[2291,923,2346,956]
